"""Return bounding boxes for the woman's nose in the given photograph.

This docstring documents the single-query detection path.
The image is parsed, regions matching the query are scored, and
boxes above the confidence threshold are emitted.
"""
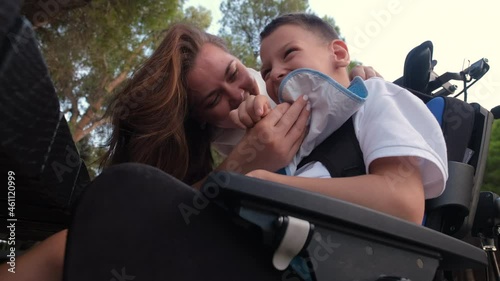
[225,86,244,109]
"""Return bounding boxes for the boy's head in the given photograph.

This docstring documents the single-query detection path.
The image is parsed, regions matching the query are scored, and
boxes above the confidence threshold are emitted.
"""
[259,13,351,103]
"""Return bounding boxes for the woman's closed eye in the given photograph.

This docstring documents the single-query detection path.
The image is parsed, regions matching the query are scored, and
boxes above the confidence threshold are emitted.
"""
[206,92,221,108]
[228,67,239,83]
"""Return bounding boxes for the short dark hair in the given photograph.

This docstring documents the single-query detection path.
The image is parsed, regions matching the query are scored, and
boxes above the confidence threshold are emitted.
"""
[260,13,339,42]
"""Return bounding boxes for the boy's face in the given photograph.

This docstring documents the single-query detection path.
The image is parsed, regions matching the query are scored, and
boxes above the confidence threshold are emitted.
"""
[260,24,349,103]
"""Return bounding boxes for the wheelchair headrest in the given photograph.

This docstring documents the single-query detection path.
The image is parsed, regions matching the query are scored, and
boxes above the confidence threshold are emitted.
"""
[402,40,434,93]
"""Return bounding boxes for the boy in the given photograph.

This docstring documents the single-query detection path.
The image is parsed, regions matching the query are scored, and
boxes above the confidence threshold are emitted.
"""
[240,13,448,224]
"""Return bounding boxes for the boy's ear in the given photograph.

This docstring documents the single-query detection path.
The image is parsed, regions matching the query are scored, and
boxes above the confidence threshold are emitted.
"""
[329,39,350,68]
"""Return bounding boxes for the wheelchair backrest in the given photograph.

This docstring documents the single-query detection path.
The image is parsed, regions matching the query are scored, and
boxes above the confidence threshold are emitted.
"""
[396,41,494,238]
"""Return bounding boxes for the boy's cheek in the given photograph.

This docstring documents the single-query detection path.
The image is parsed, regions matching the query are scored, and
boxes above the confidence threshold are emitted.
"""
[268,90,279,104]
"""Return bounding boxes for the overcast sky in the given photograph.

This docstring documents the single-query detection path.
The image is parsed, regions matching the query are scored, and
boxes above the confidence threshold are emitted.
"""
[185,0,500,111]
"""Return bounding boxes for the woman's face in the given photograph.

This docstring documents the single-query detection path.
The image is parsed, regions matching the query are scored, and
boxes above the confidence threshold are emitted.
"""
[187,43,260,129]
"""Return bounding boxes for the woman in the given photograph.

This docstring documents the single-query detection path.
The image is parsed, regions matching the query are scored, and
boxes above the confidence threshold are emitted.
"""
[0,23,378,281]
[102,23,377,186]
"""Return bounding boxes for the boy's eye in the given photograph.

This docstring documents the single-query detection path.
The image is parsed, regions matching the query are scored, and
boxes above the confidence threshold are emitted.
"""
[284,48,297,58]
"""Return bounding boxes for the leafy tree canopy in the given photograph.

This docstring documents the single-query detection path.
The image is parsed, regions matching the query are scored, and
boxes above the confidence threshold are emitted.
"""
[34,0,211,144]
[482,120,500,193]
[28,0,211,175]
[218,0,310,68]
[218,0,358,72]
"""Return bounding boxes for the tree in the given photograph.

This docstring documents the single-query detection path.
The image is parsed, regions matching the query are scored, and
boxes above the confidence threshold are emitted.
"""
[218,0,349,69]
[29,0,211,176]
[35,0,212,144]
[482,120,500,193]
[22,0,92,28]
[218,0,309,69]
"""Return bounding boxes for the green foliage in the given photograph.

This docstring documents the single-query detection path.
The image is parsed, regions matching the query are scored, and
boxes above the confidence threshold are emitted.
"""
[76,133,108,179]
[218,0,347,69]
[482,120,500,193]
[218,0,309,68]
[182,6,213,30]
[39,0,182,87]
[32,0,212,175]
[36,0,211,140]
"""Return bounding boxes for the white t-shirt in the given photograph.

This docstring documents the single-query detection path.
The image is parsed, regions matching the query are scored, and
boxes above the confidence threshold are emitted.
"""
[212,74,448,200]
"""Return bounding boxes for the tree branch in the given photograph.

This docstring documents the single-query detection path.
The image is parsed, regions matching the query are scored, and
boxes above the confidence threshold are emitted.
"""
[104,37,151,93]
[22,0,92,28]
[81,118,108,137]
[61,87,80,126]
[72,96,104,142]
[73,36,153,142]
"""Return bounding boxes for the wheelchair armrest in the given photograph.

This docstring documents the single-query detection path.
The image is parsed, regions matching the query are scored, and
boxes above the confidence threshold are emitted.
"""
[425,161,474,236]
[203,171,486,280]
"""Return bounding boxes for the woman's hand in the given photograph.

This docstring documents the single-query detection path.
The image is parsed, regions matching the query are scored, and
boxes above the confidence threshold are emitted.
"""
[219,95,310,174]
[349,65,382,80]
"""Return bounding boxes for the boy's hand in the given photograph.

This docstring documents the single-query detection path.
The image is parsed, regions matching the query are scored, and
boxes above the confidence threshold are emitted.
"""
[229,95,271,129]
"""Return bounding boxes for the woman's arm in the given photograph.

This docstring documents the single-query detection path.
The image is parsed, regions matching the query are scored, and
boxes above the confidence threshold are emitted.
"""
[247,156,425,224]
[0,229,67,281]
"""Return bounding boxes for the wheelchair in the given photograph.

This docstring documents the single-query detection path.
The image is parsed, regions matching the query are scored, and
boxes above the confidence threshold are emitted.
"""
[0,1,498,280]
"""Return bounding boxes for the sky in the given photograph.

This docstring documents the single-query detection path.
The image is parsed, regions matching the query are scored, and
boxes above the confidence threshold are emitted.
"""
[185,0,500,112]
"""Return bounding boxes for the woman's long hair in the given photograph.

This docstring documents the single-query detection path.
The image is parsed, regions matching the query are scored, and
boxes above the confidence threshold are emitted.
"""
[102,23,228,185]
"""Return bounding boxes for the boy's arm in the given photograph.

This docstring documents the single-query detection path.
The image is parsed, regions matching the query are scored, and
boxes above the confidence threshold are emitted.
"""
[247,156,425,224]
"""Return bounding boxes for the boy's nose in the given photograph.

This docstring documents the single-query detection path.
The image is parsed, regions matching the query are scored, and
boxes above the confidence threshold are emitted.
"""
[271,68,287,88]
[271,69,287,93]
[271,68,286,83]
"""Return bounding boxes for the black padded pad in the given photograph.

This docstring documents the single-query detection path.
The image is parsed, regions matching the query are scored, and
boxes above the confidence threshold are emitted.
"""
[0,11,89,241]
[402,40,434,93]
